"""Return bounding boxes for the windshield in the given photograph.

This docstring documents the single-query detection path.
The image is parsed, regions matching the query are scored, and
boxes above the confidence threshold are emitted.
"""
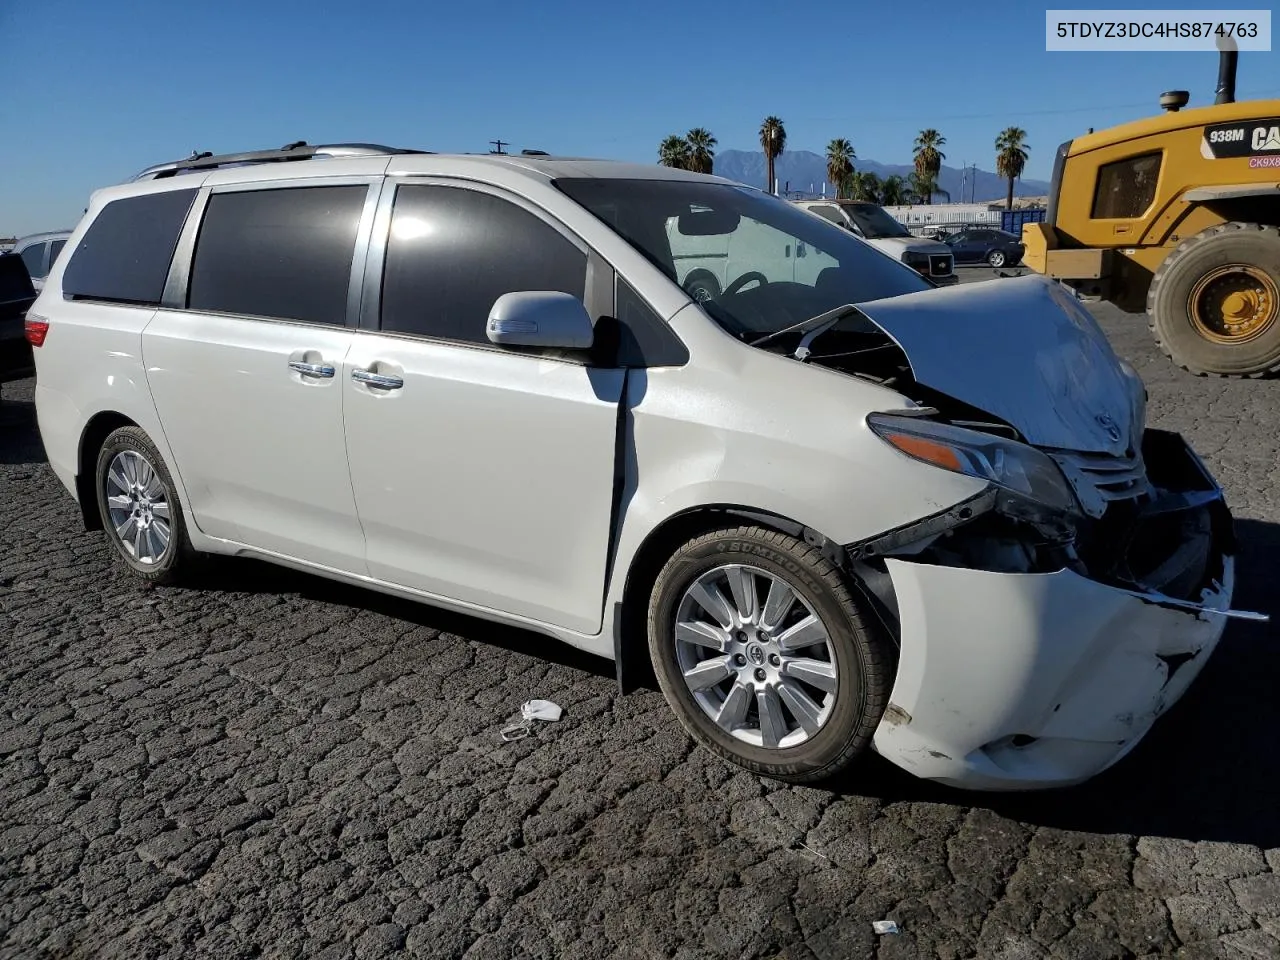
[553,178,931,339]
[842,203,912,239]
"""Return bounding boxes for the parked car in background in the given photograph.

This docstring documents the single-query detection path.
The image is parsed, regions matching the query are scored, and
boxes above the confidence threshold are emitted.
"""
[14,231,73,294]
[791,200,958,285]
[31,142,1246,792]
[943,227,1026,268]
[0,251,38,406]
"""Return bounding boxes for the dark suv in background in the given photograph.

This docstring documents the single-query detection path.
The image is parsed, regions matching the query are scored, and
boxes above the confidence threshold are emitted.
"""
[0,252,38,404]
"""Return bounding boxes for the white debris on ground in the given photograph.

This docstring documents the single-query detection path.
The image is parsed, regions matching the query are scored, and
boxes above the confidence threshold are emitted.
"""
[500,699,564,741]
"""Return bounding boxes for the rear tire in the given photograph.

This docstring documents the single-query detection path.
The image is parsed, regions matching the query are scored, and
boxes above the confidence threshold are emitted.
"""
[94,426,198,585]
[647,525,893,784]
[1148,222,1280,377]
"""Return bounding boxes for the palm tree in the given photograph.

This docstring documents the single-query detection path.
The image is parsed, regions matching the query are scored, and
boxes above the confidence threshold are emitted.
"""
[759,116,786,194]
[880,175,908,206]
[848,171,882,203]
[826,139,856,199]
[658,134,691,170]
[908,170,941,204]
[912,129,946,205]
[685,128,717,175]
[995,127,1030,211]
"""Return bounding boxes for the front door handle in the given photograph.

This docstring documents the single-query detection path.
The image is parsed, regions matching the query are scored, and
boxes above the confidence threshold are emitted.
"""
[289,360,335,378]
[352,368,404,390]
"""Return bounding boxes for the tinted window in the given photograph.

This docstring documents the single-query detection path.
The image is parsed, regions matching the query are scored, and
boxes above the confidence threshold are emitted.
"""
[48,239,66,269]
[19,243,46,278]
[188,185,367,325]
[609,278,689,367]
[381,185,586,343]
[1092,152,1162,219]
[62,189,198,304]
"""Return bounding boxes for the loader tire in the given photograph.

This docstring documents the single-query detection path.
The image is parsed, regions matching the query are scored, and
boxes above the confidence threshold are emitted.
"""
[1148,222,1280,378]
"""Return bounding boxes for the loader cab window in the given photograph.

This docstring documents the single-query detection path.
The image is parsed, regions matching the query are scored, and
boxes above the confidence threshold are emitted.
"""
[1091,151,1162,220]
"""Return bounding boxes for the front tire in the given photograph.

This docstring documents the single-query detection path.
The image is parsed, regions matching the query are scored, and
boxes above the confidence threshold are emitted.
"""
[987,249,1007,268]
[684,272,722,304]
[1148,222,1280,377]
[95,426,197,585]
[647,525,893,784]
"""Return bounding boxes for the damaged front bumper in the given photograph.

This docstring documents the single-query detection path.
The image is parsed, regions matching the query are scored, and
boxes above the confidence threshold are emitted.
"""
[863,429,1255,791]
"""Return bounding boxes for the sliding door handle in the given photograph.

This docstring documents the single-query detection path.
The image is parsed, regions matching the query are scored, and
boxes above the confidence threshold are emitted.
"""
[351,368,404,390]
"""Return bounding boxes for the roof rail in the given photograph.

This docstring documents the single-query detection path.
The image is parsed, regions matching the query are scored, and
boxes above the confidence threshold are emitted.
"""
[131,141,430,181]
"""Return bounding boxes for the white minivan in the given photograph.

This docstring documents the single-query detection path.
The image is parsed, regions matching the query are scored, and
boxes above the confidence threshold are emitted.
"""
[28,142,1247,790]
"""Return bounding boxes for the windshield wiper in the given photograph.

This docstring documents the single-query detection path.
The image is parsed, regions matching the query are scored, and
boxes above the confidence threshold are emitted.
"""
[749,303,862,359]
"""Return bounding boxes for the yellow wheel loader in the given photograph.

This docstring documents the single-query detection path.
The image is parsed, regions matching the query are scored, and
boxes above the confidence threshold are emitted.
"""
[1023,40,1280,377]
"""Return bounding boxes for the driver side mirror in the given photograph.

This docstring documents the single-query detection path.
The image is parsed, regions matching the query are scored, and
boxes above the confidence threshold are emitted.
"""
[486,291,595,350]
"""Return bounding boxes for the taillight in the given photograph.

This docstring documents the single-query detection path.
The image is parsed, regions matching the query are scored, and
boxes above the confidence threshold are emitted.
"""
[25,315,49,347]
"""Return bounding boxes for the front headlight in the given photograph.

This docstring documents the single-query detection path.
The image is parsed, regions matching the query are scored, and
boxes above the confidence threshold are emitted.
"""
[867,413,1081,514]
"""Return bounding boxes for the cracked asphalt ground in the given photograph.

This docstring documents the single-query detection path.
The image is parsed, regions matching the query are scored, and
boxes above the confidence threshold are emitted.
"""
[3,273,1280,959]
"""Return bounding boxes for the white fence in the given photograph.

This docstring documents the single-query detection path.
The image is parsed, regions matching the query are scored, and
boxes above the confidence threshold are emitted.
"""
[881,203,1004,230]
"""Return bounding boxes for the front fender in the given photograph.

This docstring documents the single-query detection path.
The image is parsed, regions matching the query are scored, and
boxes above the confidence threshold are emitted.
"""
[602,311,987,637]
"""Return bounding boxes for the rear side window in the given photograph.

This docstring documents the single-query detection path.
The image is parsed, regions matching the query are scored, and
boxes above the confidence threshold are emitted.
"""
[188,185,368,325]
[19,243,46,279]
[381,184,586,344]
[1091,152,1162,219]
[48,239,66,268]
[62,189,198,304]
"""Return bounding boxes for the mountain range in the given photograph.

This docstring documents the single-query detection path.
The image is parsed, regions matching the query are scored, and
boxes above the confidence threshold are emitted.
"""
[710,149,1050,204]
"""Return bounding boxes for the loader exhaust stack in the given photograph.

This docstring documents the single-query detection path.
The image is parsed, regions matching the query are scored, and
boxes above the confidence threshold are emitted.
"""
[1215,36,1238,105]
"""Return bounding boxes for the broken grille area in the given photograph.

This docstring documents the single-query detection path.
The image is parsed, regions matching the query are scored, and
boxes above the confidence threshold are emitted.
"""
[1051,448,1152,516]
[1071,429,1231,601]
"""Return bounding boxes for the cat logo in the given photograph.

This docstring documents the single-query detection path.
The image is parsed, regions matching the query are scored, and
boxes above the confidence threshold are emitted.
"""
[1253,126,1280,152]
[1202,117,1280,159]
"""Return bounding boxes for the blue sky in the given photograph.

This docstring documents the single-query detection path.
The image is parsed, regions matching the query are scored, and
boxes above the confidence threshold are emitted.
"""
[3,0,1279,235]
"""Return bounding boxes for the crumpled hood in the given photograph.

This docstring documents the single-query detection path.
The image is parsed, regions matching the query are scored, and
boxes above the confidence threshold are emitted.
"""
[856,274,1140,455]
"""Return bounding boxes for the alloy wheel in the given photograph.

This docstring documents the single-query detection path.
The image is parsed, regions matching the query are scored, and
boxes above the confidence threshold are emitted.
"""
[104,450,172,565]
[673,564,839,749]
